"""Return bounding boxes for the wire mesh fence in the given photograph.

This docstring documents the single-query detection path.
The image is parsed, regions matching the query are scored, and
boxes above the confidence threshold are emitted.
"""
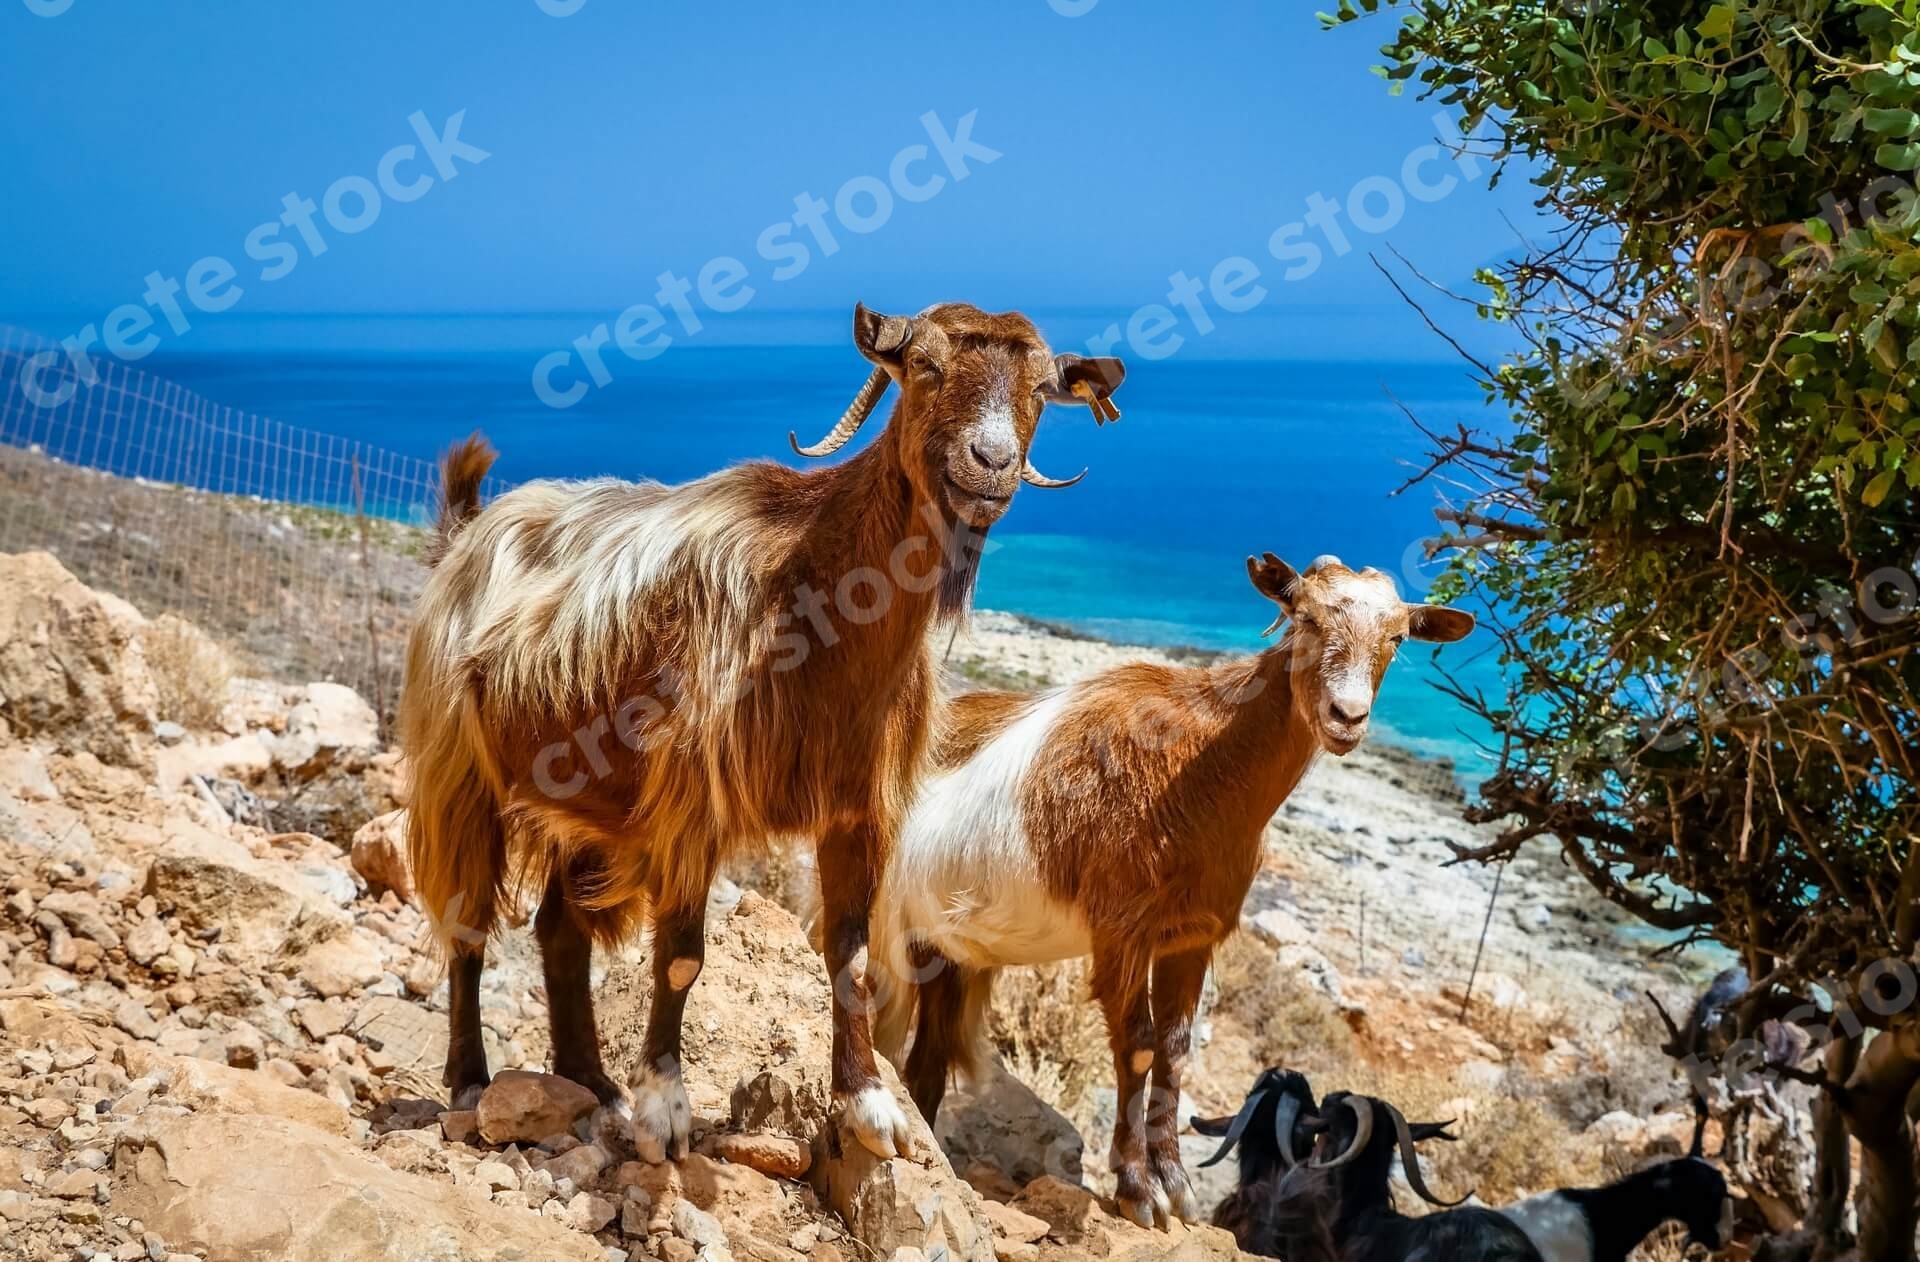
[0,324,502,731]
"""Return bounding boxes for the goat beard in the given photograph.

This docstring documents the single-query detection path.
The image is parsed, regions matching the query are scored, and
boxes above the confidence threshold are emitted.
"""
[936,519,988,622]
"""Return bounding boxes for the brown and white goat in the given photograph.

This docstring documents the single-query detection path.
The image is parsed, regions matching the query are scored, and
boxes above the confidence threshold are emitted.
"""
[400,302,1124,1161]
[870,554,1473,1226]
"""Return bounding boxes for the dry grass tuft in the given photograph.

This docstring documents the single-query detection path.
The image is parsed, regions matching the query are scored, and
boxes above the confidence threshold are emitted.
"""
[990,960,1111,1137]
[142,613,233,731]
[1209,931,1360,1077]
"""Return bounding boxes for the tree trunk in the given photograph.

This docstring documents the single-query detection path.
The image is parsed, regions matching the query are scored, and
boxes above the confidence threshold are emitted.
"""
[1811,1036,1858,1259]
[1844,1024,1920,1262]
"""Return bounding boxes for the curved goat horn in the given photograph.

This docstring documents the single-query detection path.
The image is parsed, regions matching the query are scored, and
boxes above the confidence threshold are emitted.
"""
[791,366,891,459]
[1311,1097,1374,1169]
[1020,459,1086,489]
[1388,1103,1471,1207]
[1274,1093,1305,1170]
[1194,1088,1267,1169]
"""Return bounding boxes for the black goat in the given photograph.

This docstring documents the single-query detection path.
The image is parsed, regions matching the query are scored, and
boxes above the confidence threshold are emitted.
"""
[1649,965,1809,1156]
[1499,1157,1734,1262]
[1194,1080,1543,1262]
[1191,1068,1325,1253]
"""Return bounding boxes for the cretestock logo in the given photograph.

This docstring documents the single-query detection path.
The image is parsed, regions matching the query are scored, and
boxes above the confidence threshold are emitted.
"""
[21,0,76,15]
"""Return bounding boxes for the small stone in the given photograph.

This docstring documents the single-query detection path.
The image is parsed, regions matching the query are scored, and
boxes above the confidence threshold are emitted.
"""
[703,1131,809,1179]
[295,1000,350,1041]
[658,1241,696,1262]
[475,1071,599,1148]
[153,721,187,746]
[472,1160,519,1193]
[296,935,385,999]
[49,1170,101,1199]
[124,921,172,968]
[112,1000,162,1041]
[670,1200,730,1260]
[262,1058,304,1089]
[543,1142,609,1188]
[566,1192,617,1234]
[37,893,121,951]
[349,811,414,900]
[439,1109,479,1145]
[26,1098,76,1128]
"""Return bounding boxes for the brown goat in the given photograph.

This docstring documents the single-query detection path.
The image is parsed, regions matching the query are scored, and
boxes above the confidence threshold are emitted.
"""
[869,554,1474,1224]
[400,302,1124,1161]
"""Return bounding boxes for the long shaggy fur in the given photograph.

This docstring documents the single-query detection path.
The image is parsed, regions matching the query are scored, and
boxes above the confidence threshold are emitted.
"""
[404,454,941,951]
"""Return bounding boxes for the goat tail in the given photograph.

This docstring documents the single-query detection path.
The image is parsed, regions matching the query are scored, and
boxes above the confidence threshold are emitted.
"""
[871,905,921,1068]
[870,924,997,1086]
[402,659,507,959]
[426,431,498,567]
[950,964,995,1083]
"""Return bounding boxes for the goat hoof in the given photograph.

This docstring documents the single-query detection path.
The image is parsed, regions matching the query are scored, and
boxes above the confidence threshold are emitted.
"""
[1152,1158,1198,1223]
[1115,1167,1172,1230]
[841,1084,914,1159]
[450,1081,488,1111]
[1115,1191,1159,1230]
[629,1065,692,1164]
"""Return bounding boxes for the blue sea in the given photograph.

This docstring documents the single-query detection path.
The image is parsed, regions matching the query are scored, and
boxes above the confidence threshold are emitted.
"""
[119,314,1509,776]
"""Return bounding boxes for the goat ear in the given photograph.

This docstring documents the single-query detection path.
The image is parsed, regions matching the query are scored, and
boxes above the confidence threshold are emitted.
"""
[1407,604,1475,644]
[1407,1120,1458,1143]
[852,303,916,369]
[1188,1113,1235,1138]
[1045,354,1126,423]
[1247,553,1300,636]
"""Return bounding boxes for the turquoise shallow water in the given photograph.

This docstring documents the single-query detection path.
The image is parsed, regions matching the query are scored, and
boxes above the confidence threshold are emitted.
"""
[116,331,1508,777]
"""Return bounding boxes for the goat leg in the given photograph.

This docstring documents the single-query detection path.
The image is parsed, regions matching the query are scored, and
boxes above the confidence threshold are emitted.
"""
[903,942,962,1123]
[535,863,622,1106]
[627,895,706,1163]
[1097,945,1168,1229]
[1147,948,1209,1224]
[443,948,491,1109]
[821,817,915,1159]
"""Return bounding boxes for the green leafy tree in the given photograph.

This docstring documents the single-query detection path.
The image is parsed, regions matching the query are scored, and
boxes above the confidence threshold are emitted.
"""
[1340,0,1920,1256]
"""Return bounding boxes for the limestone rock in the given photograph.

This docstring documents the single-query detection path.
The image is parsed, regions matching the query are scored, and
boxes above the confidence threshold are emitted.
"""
[936,1059,1085,1187]
[114,1112,604,1261]
[476,1070,600,1148]
[271,682,378,776]
[120,1045,354,1137]
[144,820,348,958]
[349,808,413,900]
[1011,1176,1243,1261]
[703,1131,811,1179]
[295,932,385,998]
[0,551,157,765]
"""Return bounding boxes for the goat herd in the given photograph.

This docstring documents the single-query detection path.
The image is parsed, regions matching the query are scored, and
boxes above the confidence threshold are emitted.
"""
[398,303,1722,1260]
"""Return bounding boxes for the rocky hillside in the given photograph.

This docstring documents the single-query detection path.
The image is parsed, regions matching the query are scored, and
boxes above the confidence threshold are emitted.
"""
[0,550,1740,1262]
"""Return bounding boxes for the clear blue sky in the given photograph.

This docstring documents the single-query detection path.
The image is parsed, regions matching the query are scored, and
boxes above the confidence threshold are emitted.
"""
[0,0,1544,357]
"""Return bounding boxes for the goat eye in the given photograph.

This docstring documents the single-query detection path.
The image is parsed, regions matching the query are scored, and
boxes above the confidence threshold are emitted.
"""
[909,352,937,375]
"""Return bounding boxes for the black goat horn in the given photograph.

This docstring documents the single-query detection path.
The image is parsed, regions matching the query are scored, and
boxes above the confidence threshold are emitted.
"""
[1387,1102,1471,1207]
[1311,1097,1374,1169]
[1274,1093,1305,1170]
[1194,1088,1267,1169]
